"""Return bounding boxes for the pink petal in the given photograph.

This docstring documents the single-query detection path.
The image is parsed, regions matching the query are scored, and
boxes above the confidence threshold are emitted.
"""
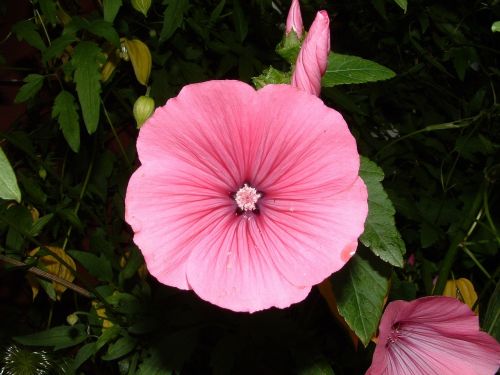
[291,10,330,96]
[286,0,304,38]
[126,80,367,312]
[367,297,500,375]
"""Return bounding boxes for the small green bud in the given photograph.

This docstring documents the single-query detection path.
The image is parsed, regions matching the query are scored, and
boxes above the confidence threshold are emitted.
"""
[133,96,155,128]
[38,167,47,180]
[131,0,151,17]
[66,313,79,326]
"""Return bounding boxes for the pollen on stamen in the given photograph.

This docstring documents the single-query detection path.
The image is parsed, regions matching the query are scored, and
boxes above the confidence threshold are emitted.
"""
[235,184,261,211]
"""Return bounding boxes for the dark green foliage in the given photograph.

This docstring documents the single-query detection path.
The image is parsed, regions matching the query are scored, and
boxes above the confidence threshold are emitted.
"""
[1,0,499,374]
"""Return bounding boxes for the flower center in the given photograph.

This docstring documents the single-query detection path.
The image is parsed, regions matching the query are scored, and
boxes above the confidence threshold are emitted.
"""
[234,184,261,212]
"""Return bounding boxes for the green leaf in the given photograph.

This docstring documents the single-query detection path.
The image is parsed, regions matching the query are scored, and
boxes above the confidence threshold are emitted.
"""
[52,90,80,152]
[359,157,406,267]
[0,147,22,203]
[483,280,500,341]
[103,0,123,23]
[392,0,407,12]
[232,0,248,42]
[322,53,396,86]
[252,67,290,89]
[137,350,171,375]
[72,42,103,134]
[72,342,98,371]
[68,250,113,282]
[331,247,391,346]
[14,325,87,350]
[160,0,189,42]
[102,336,137,361]
[39,0,58,25]
[12,20,46,51]
[298,358,335,375]
[42,34,77,63]
[14,74,44,103]
[491,21,500,33]
[29,213,54,236]
[86,20,120,46]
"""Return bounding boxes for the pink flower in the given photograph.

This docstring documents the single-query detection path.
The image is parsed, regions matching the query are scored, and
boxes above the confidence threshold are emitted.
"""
[286,0,304,38]
[291,10,330,96]
[367,296,500,375]
[125,80,367,312]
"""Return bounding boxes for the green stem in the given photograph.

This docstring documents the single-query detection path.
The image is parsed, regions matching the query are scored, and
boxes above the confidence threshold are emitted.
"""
[433,186,484,295]
[462,245,492,280]
[102,100,132,168]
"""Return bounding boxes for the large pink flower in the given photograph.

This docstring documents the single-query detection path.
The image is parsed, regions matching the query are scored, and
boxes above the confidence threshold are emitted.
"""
[125,80,367,312]
[367,296,500,375]
[291,10,330,96]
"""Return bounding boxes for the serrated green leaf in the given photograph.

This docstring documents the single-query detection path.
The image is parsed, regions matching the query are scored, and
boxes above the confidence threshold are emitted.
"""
[87,20,120,46]
[0,147,21,203]
[72,42,103,134]
[14,325,87,350]
[12,20,46,51]
[103,0,123,23]
[39,0,58,25]
[102,336,137,361]
[392,0,407,12]
[359,157,406,267]
[14,74,44,103]
[52,90,80,152]
[42,34,76,63]
[322,53,396,86]
[332,248,391,346]
[68,250,113,282]
[160,0,189,42]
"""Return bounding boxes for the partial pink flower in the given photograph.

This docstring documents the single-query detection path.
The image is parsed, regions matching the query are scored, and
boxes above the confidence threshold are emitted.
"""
[291,10,330,96]
[367,296,500,375]
[125,80,367,313]
[286,0,304,38]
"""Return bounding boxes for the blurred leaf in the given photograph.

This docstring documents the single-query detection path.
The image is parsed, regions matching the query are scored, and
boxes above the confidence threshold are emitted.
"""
[232,0,248,42]
[137,350,170,375]
[52,90,80,152]
[56,208,83,230]
[14,74,44,103]
[72,342,98,371]
[359,157,406,267]
[103,0,122,23]
[29,213,54,236]
[332,248,391,346]
[12,20,46,51]
[14,325,87,350]
[483,280,500,341]
[160,0,189,42]
[0,147,22,203]
[392,0,407,12]
[69,250,113,282]
[298,358,335,375]
[102,336,137,361]
[122,38,152,85]
[39,0,57,25]
[4,205,32,251]
[492,21,500,32]
[42,34,77,63]
[322,53,395,86]
[87,20,120,46]
[72,42,103,134]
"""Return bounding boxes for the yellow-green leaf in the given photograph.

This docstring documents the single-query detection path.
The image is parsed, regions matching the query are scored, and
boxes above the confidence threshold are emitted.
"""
[121,38,152,86]
[0,147,22,203]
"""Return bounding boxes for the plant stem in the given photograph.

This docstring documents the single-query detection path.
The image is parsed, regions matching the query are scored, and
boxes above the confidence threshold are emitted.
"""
[102,100,132,168]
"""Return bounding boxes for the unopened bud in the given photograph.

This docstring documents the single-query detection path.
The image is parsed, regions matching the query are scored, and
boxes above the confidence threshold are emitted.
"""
[66,313,79,326]
[133,96,155,128]
[131,0,151,17]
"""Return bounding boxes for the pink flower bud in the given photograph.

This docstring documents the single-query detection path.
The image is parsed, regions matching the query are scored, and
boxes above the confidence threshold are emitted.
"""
[285,0,304,38]
[291,10,330,97]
